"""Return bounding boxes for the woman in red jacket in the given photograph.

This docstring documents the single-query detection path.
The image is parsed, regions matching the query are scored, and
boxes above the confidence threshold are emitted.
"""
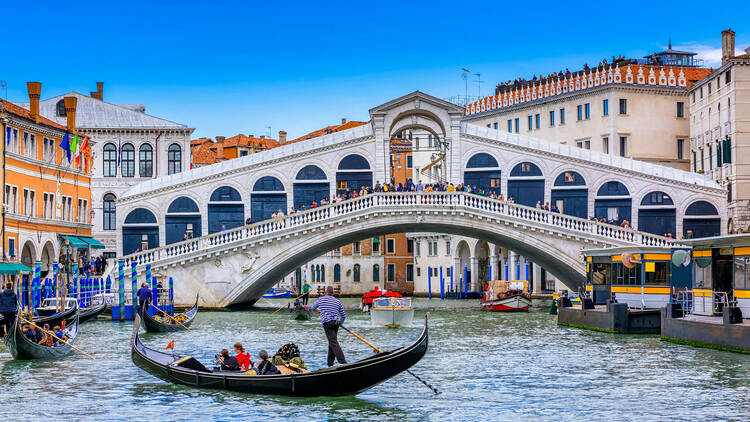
[234,343,252,371]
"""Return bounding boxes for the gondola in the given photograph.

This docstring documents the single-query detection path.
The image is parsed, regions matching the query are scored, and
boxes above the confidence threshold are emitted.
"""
[4,314,79,360]
[33,300,78,328]
[78,300,108,323]
[131,314,429,397]
[141,295,198,333]
[289,305,312,321]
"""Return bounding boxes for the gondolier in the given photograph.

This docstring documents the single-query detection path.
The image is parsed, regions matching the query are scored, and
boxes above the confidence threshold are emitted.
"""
[310,286,347,367]
[1,282,19,336]
[301,280,312,305]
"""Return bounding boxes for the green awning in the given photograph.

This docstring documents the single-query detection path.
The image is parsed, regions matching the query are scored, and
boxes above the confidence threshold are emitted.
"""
[0,263,32,275]
[77,236,106,249]
[61,235,88,248]
[695,256,712,268]
[372,237,379,243]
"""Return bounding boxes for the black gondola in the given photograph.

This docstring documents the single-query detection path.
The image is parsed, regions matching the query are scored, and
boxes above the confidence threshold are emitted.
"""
[131,314,429,397]
[141,295,198,333]
[290,305,312,321]
[33,301,78,328]
[4,314,79,360]
[78,300,108,324]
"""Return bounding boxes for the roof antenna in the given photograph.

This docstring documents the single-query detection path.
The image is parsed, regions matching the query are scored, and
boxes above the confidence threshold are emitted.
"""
[668,38,672,50]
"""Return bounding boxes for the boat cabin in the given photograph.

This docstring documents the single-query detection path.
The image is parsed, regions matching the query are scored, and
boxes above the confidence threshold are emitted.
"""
[372,297,412,309]
[582,246,692,309]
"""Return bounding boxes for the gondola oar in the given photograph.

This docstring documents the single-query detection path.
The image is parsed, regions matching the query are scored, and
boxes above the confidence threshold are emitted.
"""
[340,324,440,395]
[149,302,191,330]
[18,316,96,360]
[270,293,307,315]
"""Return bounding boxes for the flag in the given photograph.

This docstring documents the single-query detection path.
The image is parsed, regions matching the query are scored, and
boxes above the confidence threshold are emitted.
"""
[81,136,90,173]
[165,340,175,350]
[59,131,71,163]
[73,133,80,168]
[117,139,121,167]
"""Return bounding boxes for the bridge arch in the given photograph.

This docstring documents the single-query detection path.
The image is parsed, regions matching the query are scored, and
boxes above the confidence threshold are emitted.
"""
[682,200,721,238]
[594,181,632,225]
[637,191,676,237]
[208,186,244,233]
[464,152,501,194]
[336,154,372,195]
[294,164,330,210]
[386,108,448,139]
[165,196,202,244]
[389,114,445,141]
[508,161,545,207]
[551,170,588,218]
[251,176,287,223]
[123,207,159,254]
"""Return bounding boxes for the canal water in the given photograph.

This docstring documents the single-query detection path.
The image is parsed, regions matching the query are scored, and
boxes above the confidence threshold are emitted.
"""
[2,300,750,421]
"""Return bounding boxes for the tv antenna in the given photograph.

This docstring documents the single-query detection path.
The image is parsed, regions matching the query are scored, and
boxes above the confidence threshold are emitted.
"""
[461,68,470,105]
[0,81,7,100]
[474,72,483,98]
[265,126,272,138]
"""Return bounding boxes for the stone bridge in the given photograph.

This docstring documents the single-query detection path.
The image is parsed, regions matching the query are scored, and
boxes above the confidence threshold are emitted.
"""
[122,192,675,307]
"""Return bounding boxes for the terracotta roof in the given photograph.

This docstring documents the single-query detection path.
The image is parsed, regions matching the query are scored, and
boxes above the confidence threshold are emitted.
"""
[190,137,213,146]
[288,120,369,144]
[1,99,83,136]
[190,142,218,165]
[212,134,280,150]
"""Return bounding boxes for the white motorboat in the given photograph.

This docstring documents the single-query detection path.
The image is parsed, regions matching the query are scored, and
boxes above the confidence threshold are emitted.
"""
[370,297,414,327]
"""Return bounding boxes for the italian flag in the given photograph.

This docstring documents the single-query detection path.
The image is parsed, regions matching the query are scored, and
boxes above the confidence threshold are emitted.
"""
[72,133,80,168]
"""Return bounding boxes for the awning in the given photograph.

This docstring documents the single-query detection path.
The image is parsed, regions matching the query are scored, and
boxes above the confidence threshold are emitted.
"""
[372,237,379,244]
[77,236,106,249]
[0,263,32,275]
[60,235,88,249]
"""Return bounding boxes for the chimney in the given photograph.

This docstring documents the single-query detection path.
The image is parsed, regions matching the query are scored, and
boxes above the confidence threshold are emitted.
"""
[215,136,225,159]
[278,130,287,144]
[722,29,736,65]
[26,82,42,122]
[63,96,78,131]
[96,82,103,100]
[341,118,347,125]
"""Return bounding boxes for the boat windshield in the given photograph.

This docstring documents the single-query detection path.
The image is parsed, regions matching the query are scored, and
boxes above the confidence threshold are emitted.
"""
[373,298,411,307]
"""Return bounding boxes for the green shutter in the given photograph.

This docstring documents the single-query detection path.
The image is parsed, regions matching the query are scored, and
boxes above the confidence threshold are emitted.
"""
[723,138,732,164]
[717,143,722,167]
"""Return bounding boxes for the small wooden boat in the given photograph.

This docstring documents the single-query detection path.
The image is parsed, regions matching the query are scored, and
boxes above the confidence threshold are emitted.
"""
[33,301,79,327]
[290,304,312,321]
[131,313,429,396]
[4,314,80,360]
[78,300,108,323]
[263,288,293,299]
[481,280,532,312]
[371,297,414,327]
[141,295,198,333]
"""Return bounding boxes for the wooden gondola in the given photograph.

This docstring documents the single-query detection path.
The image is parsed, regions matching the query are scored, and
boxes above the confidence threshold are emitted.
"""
[78,300,108,324]
[33,301,78,328]
[289,305,312,321]
[4,314,79,360]
[131,314,429,397]
[141,295,198,333]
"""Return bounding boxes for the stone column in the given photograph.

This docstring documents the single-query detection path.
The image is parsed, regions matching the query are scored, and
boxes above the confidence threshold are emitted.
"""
[452,257,461,293]
[489,254,499,281]
[533,262,542,294]
[509,251,517,280]
[470,256,479,291]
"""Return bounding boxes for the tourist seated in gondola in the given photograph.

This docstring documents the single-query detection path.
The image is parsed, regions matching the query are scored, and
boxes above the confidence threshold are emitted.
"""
[23,323,44,343]
[38,324,56,347]
[53,325,64,343]
[255,350,280,375]
[218,348,241,371]
[234,343,252,371]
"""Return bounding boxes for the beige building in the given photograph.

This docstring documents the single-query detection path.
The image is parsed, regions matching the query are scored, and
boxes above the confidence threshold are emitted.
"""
[463,50,712,170]
[689,30,750,233]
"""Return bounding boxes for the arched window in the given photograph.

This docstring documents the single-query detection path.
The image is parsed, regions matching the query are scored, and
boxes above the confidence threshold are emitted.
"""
[121,144,135,177]
[139,144,153,177]
[103,193,116,231]
[314,265,320,282]
[373,264,380,282]
[466,153,499,168]
[353,264,361,282]
[56,100,66,117]
[103,143,117,177]
[321,264,325,282]
[334,264,341,283]
[168,144,182,175]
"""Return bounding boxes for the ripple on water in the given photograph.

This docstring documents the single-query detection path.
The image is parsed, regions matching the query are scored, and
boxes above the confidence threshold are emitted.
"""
[3,302,750,421]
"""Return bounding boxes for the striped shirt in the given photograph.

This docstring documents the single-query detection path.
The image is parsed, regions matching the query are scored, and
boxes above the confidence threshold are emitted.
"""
[310,295,346,325]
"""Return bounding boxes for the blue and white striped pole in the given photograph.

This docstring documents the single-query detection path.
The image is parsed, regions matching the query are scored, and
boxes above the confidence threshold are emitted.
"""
[34,260,41,311]
[131,261,138,316]
[118,259,125,322]
[427,266,432,299]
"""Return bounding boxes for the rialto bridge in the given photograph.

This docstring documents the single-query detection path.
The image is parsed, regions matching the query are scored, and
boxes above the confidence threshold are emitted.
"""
[114,91,726,307]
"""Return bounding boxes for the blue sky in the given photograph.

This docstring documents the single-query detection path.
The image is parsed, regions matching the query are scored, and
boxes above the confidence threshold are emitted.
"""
[2,1,749,139]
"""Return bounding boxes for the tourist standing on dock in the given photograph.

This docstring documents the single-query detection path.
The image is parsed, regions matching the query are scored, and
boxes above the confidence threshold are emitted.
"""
[310,286,347,366]
[0,282,18,336]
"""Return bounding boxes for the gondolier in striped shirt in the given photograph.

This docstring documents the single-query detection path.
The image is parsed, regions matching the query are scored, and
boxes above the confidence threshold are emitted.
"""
[310,286,347,367]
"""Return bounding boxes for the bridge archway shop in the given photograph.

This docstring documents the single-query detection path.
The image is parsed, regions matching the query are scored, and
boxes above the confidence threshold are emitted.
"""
[208,186,244,233]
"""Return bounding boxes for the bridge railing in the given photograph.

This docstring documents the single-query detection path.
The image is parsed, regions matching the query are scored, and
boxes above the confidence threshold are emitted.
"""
[122,192,674,269]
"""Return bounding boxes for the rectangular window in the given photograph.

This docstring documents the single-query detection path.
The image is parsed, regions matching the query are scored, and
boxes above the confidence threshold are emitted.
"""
[677,102,685,118]
[43,193,54,219]
[11,129,19,153]
[535,114,540,129]
[527,115,533,131]
[576,140,590,150]
[726,70,731,84]
[490,178,500,188]
[387,264,395,282]
[577,105,583,121]
[386,238,395,254]
[619,99,627,114]
[507,119,512,132]
[700,87,703,99]
[619,136,627,157]
[415,240,420,256]
[584,103,590,119]
[677,139,684,160]
[372,238,380,254]
[700,148,704,171]
[407,239,414,254]
[7,238,15,258]
[29,134,36,159]
[336,180,347,190]
[78,198,88,223]
[549,110,555,127]
[709,145,713,171]
[406,264,414,282]
[514,118,519,133]
[692,92,695,103]
[22,188,35,217]
[491,122,497,130]
[708,82,712,94]
[4,185,18,213]
[406,155,413,168]
[603,99,609,116]
[602,137,609,154]
[353,241,361,255]
[693,151,697,172]
[560,108,565,124]
[445,239,451,255]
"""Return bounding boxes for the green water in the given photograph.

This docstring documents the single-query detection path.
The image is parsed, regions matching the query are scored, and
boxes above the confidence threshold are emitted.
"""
[2,300,750,421]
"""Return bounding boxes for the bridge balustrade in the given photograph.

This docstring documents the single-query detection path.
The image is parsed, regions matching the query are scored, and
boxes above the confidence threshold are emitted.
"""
[122,192,675,269]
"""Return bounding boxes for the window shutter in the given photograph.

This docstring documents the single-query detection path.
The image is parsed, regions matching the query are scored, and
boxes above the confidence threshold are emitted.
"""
[723,138,731,164]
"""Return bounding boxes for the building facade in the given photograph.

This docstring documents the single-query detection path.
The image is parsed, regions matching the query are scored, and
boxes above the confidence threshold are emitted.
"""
[2,83,93,280]
[689,30,750,234]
